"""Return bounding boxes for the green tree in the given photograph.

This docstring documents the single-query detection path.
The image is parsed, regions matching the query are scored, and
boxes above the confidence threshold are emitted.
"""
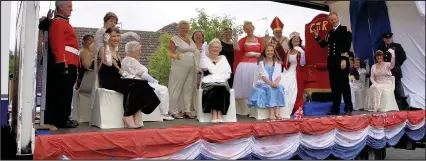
[189,8,243,42]
[148,33,172,86]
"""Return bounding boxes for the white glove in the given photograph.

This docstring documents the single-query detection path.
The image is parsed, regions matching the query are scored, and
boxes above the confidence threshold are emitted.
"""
[141,72,157,83]
[387,48,395,54]
[294,46,304,53]
[104,45,113,66]
[103,33,110,44]
[120,70,130,78]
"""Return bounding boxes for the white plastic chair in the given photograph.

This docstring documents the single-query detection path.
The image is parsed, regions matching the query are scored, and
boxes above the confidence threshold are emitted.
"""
[71,70,95,123]
[90,65,162,129]
[249,70,289,120]
[196,72,237,123]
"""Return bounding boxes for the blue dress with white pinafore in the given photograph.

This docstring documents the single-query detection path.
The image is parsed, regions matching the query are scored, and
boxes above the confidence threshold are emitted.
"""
[247,64,286,108]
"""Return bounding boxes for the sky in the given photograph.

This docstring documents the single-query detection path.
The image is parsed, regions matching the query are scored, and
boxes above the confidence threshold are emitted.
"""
[8,1,328,51]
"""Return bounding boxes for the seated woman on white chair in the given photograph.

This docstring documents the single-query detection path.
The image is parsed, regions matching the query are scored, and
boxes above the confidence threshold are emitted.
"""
[199,38,232,123]
[121,41,174,121]
[366,49,398,112]
[248,44,286,120]
[99,27,160,128]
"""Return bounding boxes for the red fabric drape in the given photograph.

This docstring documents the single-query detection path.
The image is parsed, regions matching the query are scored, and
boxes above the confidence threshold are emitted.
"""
[34,110,424,160]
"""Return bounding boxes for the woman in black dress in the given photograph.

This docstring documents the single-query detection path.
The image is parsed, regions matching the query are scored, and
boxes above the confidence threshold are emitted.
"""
[220,28,237,88]
[99,27,160,129]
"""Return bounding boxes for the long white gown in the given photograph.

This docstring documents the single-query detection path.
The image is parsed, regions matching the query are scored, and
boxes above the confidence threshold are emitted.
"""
[279,54,298,113]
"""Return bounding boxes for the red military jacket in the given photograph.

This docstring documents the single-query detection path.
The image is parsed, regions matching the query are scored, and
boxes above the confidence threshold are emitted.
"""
[48,15,79,66]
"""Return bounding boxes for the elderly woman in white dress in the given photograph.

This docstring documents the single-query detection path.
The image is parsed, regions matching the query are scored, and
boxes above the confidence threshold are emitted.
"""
[168,20,197,119]
[200,38,232,123]
[121,41,175,121]
[366,49,399,112]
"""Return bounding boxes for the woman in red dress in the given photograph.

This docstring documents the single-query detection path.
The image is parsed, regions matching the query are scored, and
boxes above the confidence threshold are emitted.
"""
[280,32,306,116]
[233,21,265,115]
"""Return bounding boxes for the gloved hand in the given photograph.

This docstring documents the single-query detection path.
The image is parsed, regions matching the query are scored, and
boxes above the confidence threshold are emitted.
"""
[388,48,395,55]
[56,62,68,74]
[141,72,158,83]
[120,70,130,78]
[294,46,304,53]
[103,33,110,44]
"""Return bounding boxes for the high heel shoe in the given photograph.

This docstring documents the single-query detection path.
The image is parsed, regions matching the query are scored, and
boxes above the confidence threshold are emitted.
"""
[123,118,142,129]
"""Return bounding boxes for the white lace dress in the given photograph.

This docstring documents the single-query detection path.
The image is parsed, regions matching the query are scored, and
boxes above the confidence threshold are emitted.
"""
[366,59,399,112]
[354,68,368,110]
[280,54,298,113]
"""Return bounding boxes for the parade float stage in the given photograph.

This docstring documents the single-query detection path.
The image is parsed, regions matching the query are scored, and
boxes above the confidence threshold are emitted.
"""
[33,110,425,160]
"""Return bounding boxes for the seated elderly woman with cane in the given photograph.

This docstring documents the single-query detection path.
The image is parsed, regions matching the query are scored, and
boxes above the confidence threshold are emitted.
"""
[199,38,232,123]
[121,41,174,121]
[98,27,160,128]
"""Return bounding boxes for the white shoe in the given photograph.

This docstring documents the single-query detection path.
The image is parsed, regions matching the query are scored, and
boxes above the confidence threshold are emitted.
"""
[218,119,223,123]
[211,119,218,123]
[162,115,175,121]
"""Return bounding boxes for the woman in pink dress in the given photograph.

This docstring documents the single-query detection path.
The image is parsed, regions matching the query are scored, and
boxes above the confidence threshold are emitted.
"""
[366,49,399,112]
[233,21,265,115]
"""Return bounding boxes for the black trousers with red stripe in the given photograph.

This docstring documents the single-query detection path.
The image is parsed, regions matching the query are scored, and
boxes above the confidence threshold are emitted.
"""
[44,63,77,127]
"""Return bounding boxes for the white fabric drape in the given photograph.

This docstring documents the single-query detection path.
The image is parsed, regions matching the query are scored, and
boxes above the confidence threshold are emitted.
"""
[61,119,422,160]
[387,1,426,109]
[415,1,425,19]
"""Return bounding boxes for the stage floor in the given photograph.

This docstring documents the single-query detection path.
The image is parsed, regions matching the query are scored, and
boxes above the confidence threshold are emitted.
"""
[49,110,375,135]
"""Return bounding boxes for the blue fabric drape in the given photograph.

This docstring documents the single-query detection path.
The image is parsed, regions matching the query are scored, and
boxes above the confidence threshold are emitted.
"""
[350,1,392,67]
[367,1,392,54]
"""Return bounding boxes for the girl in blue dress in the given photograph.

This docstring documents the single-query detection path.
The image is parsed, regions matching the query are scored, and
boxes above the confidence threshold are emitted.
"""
[248,44,286,120]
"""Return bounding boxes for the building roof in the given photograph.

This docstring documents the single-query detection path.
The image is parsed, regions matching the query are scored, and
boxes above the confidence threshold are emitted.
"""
[73,27,162,65]
[71,22,178,65]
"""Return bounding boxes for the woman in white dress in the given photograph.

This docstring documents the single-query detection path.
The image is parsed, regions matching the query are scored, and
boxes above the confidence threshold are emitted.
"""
[279,32,306,117]
[168,20,197,119]
[353,57,369,110]
[366,49,399,112]
[233,21,265,115]
[200,38,232,123]
[121,41,174,121]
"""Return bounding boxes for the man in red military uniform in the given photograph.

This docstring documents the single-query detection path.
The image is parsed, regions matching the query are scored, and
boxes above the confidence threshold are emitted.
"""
[45,1,79,128]
[268,17,289,61]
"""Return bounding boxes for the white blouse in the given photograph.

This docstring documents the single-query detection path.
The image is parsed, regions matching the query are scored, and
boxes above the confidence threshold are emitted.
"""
[201,55,232,83]
[121,56,147,79]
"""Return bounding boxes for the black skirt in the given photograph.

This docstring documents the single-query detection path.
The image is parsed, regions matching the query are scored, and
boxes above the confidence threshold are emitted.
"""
[201,83,230,115]
[119,78,160,116]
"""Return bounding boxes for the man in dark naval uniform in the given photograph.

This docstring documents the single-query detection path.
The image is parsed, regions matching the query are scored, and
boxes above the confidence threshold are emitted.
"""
[313,12,353,115]
[378,32,408,110]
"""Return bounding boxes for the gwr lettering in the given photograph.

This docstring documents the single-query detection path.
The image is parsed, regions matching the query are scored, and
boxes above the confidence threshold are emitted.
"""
[309,20,329,33]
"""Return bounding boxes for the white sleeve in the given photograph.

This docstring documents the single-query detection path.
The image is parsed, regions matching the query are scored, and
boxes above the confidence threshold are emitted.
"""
[95,28,106,55]
[103,46,113,66]
[199,42,208,69]
[126,58,146,77]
